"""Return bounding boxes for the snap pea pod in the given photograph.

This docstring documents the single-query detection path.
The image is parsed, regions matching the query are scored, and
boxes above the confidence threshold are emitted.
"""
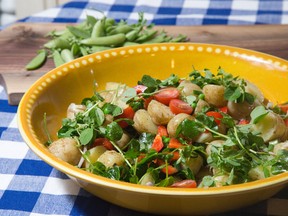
[56,30,74,40]
[91,18,105,38]
[44,37,71,49]
[125,28,141,41]
[71,44,81,56]
[135,29,158,42]
[169,34,187,42]
[47,29,66,37]
[61,49,74,63]
[66,26,90,39]
[123,41,139,46]
[86,15,97,27]
[80,47,89,56]
[104,18,115,28]
[25,49,47,70]
[80,33,126,46]
[91,46,112,53]
[142,35,167,44]
[52,50,65,67]
[26,12,188,70]
[107,24,133,35]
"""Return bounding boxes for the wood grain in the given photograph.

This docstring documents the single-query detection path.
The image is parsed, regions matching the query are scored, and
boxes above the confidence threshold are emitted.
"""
[0,23,287,105]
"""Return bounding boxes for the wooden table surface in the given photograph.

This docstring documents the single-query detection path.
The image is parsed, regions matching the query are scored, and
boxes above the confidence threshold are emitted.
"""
[0,23,287,105]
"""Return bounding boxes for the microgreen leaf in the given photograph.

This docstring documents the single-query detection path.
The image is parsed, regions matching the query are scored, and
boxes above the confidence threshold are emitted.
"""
[89,107,105,126]
[102,103,122,116]
[176,119,205,139]
[250,106,269,124]
[224,86,242,101]
[139,75,158,88]
[157,176,174,187]
[160,74,180,87]
[79,127,95,145]
[199,176,215,187]
[105,122,123,141]
[105,166,121,180]
[185,95,197,106]
[121,87,137,103]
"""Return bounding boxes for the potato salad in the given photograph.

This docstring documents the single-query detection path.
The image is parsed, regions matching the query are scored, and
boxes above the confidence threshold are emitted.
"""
[47,68,288,188]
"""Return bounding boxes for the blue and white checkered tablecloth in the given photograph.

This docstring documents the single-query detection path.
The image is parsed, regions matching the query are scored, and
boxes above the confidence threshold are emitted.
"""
[1,1,288,215]
[21,0,288,25]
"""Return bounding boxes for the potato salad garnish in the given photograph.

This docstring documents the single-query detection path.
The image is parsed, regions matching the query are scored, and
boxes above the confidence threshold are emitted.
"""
[46,67,288,188]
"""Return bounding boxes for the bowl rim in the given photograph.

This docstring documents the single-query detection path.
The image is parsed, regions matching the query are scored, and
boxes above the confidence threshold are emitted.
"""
[18,42,288,196]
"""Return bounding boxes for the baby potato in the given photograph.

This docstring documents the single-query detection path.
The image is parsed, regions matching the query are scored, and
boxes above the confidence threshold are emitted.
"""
[97,150,124,168]
[67,103,86,119]
[214,174,230,187]
[100,82,128,109]
[167,113,194,137]
[273,140,288,155]
[280,128,288,141]
[139,172,155,186]
[194,132,214,143]
[203,84,227,107]
[84,145,107,168]
[105,82,126,94]
[182,155,204,175]
[116,132,131,149]
[227,101,255,120]
[48,137,81,165]
[194,99,209,115]
[251,111,287,142]
[103,114,114,126]
[133,109,158,134]
[178,80,201,96]
[248,166,265,181]
[147,100,175,125]
[206,140,225,155]
[245,80,265,104]
[99,91,114,103]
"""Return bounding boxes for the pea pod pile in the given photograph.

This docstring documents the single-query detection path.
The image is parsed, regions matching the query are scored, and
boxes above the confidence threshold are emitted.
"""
[46,68,288,188]
[25,13,187,70]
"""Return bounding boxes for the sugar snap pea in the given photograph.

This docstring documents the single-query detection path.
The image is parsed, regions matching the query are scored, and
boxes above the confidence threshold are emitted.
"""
[105,18,115,27]
[66,26,90,39]
[25,49,47,70]
[91,18,105,38]
[80,47,89,56]
[142,35,166,44]
[91,46,112,53]
[125,28,140,41]
[135,29,157,42]
[71,44,81,56]
[26,12,188,70]
[107,24,132,35]
[53,50,65,67]
[86,15,97,27]
[44,37,71,49]
[123,41,139,46]
[169,34,187,42]
[80,33,126,46]
[47,29,66,37]
[61,49,74,63]
[57,30,74,40]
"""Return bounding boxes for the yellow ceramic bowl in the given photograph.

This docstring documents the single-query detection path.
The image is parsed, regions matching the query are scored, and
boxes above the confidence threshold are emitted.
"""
[18,43,288,215]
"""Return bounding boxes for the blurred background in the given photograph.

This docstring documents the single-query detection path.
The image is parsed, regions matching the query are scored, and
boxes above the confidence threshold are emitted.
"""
[0,0,69,26]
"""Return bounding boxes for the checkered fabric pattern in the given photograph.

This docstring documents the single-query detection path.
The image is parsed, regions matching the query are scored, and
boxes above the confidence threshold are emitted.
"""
[21,0,288,25]
[1,1,288,215]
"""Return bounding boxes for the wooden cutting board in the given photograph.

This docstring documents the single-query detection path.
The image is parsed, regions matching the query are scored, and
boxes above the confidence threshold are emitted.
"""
[0,23,288,105]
